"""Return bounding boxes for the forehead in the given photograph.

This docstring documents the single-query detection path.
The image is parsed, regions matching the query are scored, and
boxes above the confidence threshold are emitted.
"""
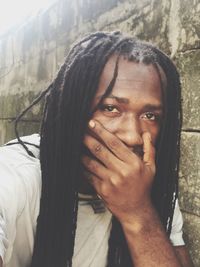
[96,56,163,103]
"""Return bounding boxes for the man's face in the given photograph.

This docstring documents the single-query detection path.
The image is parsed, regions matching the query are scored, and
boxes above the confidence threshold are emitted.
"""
[80,56,163,194]
[91,56,163,157]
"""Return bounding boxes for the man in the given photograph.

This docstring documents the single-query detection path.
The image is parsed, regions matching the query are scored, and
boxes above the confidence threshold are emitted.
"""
[0,31,194,267]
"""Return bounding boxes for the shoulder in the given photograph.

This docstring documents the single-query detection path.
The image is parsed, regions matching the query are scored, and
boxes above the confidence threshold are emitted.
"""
[2,133,40,160]
[0,134,41,215]
[0,134,41,185]
[0,134,40,168]
[0,134,41,263]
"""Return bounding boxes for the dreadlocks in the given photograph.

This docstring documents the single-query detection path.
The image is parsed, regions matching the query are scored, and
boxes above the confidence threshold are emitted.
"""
[15,31,182,267]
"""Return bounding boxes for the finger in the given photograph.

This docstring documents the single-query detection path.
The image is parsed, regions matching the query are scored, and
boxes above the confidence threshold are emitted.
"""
[82,155,111,180]
[143,132,155,166]
[84,134,122,169]
[87,172,102,194]
[82,168,105,198]
[87,175,110,203]
[88,120,134,162]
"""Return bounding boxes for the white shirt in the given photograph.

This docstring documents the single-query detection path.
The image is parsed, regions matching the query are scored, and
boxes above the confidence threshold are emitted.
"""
[0,134,184,267]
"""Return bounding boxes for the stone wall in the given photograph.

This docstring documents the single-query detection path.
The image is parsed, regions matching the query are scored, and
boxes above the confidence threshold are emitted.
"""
[0,0,199,265]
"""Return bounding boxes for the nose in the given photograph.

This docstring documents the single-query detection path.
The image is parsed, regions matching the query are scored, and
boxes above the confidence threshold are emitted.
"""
[116,116,143,149]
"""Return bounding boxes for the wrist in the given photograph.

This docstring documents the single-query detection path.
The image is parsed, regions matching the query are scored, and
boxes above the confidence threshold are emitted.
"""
[119,202,162,235]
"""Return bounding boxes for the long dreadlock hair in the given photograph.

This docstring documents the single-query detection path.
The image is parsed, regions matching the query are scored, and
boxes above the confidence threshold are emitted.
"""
[15,31,182,267]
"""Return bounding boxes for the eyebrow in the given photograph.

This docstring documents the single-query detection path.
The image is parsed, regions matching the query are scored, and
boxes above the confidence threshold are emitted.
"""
[141,104,163,111]
[97,94,163,110]
[97,94,129,104]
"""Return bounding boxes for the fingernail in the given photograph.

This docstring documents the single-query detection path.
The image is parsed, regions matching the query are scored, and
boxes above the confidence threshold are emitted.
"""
[89,120,95,128]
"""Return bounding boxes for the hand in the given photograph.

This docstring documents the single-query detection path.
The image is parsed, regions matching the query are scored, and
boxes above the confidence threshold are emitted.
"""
[82,119,156,222]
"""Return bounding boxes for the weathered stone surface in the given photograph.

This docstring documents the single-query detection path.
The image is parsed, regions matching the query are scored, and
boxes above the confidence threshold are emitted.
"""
[0,120,40,144]
[68,0,200,55]
[180,132,200,267]
[182,212,200,267]
[0,92,43,144]
[175,50,200,130]
[67,0,172,53]
[100,0,171,51]
[0,92,43,119]
[70,0,119,21]
[178,0,200,52]
[0,39,58,95]
[179,132,200,216]
[3,0,199,99]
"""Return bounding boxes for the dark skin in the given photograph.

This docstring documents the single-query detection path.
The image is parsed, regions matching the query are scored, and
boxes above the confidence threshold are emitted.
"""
[82,56,194,267]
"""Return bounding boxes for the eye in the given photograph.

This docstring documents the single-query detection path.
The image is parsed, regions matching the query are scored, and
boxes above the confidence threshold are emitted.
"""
[100,104,120,114]
[141,112,160,121]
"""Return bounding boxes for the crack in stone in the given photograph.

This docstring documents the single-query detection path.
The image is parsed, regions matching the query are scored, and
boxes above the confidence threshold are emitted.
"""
[182,129,200,133]
[178,46,200,53]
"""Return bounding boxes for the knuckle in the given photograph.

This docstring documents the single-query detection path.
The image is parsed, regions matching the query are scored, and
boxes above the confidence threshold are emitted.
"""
[119,167,132,179]
[89,160,98,172]
[93,143,102,154]
[93,122,103,135]
[108,138,120,149]
[100,184,110,198]
[83,157,98,172]
[110,175,123,187]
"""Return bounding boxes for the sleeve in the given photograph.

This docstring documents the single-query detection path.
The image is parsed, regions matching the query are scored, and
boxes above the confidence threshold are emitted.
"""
[169,200,185,246]
[0,158,26,263]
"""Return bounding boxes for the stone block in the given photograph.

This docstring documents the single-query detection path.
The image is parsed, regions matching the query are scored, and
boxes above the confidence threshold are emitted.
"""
[71,0,119,22]
[178,0,200,52]
[0,92,44,120]
[0,119,40,145]
[179,132,200,216]
[175,50,200,130]
[182,212,200,267]
[93,0,171,53]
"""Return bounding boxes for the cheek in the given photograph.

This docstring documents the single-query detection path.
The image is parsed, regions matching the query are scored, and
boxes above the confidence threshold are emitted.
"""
[141,123,160,145]
[151,130,160,145]
[91,112,119,133]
